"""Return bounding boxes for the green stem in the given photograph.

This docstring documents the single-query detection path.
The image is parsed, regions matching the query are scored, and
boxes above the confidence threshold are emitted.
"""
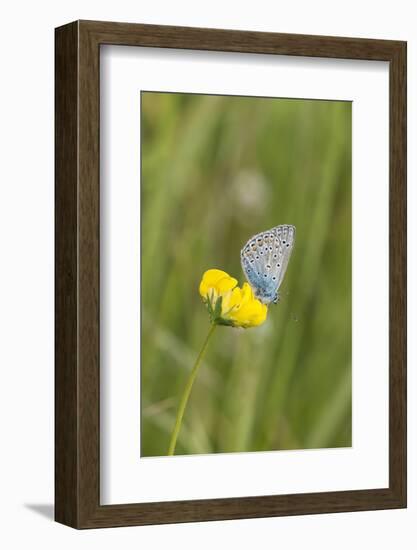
[167,323,217,456]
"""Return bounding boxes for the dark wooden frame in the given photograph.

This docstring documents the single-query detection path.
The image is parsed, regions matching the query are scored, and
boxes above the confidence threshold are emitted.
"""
[55,20,407,529]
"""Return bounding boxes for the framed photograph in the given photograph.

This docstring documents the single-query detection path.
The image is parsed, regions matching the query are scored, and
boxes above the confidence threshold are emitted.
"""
[55,20,407,528]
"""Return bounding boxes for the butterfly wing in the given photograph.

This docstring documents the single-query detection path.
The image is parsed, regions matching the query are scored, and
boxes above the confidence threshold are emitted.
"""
[272,225,296,288]
[240,225,296,304]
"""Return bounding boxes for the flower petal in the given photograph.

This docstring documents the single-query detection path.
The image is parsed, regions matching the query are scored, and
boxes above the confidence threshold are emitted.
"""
[221,286,242,315]
[229,284,268,327]
[199,269,237,298]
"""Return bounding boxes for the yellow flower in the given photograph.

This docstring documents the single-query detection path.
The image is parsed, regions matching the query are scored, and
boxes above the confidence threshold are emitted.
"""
[199,269,268,328]
[199,269,238,304]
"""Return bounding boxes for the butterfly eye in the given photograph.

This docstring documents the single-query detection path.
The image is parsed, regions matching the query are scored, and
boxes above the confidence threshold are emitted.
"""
[283,240,286,244]
[256,255,259,260]
[273,254,277,259]
[286,243,290,248]
[277,263,281,267]
[272,276,276,280]
[269,247,273,251]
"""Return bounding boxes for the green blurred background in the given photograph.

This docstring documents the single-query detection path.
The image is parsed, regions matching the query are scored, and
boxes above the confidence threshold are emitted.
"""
[140,91,352,457]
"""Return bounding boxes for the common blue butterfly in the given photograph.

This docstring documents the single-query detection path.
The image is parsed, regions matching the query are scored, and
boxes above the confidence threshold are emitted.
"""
[240,225,296,305]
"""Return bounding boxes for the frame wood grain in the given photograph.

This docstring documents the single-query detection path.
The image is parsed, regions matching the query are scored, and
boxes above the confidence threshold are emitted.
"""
[55,20,407,529]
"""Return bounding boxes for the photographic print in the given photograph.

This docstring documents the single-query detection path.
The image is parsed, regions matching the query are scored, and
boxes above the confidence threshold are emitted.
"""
[140,91,352,457]
[56,21,406,527]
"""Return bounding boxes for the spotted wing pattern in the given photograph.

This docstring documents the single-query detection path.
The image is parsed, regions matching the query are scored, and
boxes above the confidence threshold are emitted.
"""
[240,225,296,304]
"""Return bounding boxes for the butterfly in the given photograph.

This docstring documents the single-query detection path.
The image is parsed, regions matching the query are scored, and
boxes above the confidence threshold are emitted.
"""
[240,225,296,305]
